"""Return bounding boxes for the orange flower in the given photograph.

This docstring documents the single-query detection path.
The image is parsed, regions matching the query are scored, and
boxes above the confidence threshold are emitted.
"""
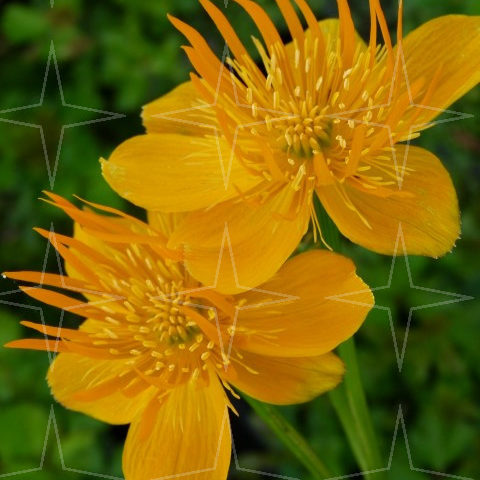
[4,193,373,480]
[102,0,480,293]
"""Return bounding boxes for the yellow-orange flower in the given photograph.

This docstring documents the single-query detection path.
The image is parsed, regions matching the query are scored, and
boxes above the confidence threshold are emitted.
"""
[102,0,480,294]
[5,193,373,480]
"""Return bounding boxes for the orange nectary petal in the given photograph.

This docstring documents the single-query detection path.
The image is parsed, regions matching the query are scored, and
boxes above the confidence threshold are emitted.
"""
[3,271,86,291]
[65,221,116,280]
[169,184,311,294]
[275,0,305,43]
[102,133,258,212]
[4,338,69,353]
[123,374,231,480]
[225,351,344,405]
[169,15,237,99]
[18,320,87,341]
[235,249,373,357]
[142,81,217,136]
[42,191,149,234]
[17,286,90,315]
[36,193,177,268]
[200,0,252,60]
[285,18,366,62]
[399,15,480,125]
[317,145,460,257]
[234,0,283,50]
[336,0,356,66]
[48,353,156,425]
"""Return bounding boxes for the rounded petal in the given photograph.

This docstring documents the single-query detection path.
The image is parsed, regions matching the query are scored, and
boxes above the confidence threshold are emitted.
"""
[48,353,155,425]
[317,145,460,257]
[142,81,217,136]
[123,376,231,480]
[102,134,258,212]
[226,351,344,405]
[400,15,480,123]
[169,185,311,294]
[235,249,373,357]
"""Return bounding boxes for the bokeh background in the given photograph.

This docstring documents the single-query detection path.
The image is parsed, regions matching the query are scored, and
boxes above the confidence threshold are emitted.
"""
[1,0,479,478]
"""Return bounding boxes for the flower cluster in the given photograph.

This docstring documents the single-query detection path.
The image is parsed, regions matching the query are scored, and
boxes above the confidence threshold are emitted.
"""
[5,1,480,479]
[6,193,372,479]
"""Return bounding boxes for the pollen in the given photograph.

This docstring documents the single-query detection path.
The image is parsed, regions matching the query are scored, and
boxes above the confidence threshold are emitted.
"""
[229,32,415,197]
[7,194,271,393]
[233,39,334,161]
[89,250,229,386]
[170,0,437,236]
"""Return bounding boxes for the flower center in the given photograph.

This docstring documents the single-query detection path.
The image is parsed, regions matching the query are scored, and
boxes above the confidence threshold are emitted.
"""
[142,281,200,346]
[226,34,411,193]
[91,245,229,385]
[270,100,333,157]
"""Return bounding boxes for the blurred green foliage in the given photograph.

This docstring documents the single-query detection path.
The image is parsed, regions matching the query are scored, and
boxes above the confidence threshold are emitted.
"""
[1,1,479,479]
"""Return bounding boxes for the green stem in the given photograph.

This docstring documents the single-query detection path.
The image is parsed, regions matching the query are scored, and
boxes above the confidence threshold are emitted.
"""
[328,340,385,479]
[242,394,331,479]
[315,198,385,478]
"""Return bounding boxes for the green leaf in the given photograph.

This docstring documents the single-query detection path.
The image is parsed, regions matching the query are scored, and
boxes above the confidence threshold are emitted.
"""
[2,5,49,44]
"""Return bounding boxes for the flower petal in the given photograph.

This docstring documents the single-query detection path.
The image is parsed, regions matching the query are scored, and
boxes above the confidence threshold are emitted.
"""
[147,211,187,238]
[48,353,155,425]
[142,81,217,136]
[226,351,344,405]
[285,18,366,60]
[102,134,258,212]
[123,375,231,480]
[317,145,460,256]
[400,15,480,122]
[235,249,373,357]
[169,185,311,294]
[65,222,111,279]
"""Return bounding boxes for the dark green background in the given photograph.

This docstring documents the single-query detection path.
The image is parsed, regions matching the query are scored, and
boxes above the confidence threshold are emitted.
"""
[0,1,479,478]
